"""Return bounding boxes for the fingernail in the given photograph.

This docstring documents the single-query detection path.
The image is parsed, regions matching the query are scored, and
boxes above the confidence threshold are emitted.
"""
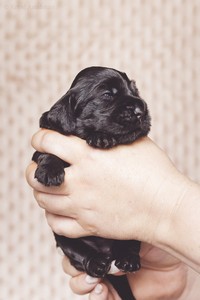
[85,275,99,284]
[94,284,103,294]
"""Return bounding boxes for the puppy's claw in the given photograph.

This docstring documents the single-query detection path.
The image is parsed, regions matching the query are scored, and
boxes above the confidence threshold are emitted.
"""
[87,135,117,149]
[35,165,65,186]
[85,255,112,278]
[115,255,141,273]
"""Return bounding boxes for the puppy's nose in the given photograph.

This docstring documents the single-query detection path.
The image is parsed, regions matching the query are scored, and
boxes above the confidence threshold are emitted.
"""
[134,106,144,119]
[124,97,147,120]
[133,99,147,118]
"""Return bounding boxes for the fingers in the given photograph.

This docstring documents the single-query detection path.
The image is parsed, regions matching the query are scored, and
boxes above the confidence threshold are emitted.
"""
[89,281,122,300]
[33,190,74,216]
[70,274,101,296]
[70,275,112,299]
[26,162,70,195]
[62,257,103,296]
[45,212,89,238]
[63,258,120,299]
[26,162,91,238]
[89,284,112,300]
[31,129,89,164]
[62,256,81,277]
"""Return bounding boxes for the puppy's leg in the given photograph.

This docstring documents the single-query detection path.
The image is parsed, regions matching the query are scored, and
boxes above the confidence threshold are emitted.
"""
[55,234,112,278]
[32,151,69,186]
[107,275,136,300]
[86,132,117,149]
[114,240,141,272]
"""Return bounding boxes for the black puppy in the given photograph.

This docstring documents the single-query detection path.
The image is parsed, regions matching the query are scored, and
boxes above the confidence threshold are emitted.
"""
[32,67,151,299]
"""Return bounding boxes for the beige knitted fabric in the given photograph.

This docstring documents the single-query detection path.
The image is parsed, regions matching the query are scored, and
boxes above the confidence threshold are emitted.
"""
[0,1,200,299]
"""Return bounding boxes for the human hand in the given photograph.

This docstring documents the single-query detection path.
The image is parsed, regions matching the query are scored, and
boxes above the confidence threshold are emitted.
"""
[26,129,200,273]
[62,257,121,300]
[26,129,185,243]
[61,243,188,300]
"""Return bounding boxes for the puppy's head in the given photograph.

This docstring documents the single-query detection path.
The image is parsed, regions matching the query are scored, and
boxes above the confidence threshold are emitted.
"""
[40,66,151,145]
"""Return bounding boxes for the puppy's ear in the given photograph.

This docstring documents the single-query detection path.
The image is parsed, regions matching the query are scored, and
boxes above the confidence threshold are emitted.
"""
[39,92,76,134]
[130,80,140,97]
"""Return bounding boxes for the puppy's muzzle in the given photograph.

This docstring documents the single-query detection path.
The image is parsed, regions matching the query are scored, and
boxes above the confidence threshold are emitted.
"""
[117,96,147,124]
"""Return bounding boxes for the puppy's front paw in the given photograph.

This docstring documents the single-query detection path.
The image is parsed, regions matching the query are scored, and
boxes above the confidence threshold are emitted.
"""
[35,164,65,186]
[87,134,117,149]
[115,255,141,273]
[85,255,112,278]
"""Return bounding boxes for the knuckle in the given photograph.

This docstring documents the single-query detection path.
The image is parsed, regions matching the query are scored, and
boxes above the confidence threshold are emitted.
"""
[26,163,37,186]
[37,194,46,209]
[45,212,56,231]
[48,216,71,236]
[26,170,32,186]
[40,130,64,158]
[61,257,70,273]
[69,276,88,295]
[51,221,65,236]
[33,190,45,208]
[40,131,54,151]
[69,277,79,294]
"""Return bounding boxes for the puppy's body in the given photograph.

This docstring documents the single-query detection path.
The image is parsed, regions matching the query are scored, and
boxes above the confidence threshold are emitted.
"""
[32,67,151,299]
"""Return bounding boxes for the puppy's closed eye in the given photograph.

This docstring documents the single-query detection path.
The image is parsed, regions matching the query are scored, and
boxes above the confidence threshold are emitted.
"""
[103,89,117,99]
[102,86,118,97]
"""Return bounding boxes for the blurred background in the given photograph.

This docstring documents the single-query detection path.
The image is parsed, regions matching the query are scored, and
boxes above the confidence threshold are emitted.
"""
[0,0,200,299]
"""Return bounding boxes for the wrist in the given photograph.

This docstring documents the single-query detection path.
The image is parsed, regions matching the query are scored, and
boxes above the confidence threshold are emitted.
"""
[154,173,200,272]
[178,267,200,299]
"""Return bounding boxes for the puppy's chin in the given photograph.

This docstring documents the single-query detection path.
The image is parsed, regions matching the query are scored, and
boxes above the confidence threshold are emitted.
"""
[117,112,150,128]
[120,115,151,139]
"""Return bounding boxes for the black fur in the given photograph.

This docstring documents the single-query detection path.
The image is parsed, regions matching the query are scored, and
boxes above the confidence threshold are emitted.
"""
[32,67,151,299]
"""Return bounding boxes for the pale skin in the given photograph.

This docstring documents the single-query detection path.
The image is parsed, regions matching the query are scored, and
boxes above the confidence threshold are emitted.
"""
[26,129,200,299]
